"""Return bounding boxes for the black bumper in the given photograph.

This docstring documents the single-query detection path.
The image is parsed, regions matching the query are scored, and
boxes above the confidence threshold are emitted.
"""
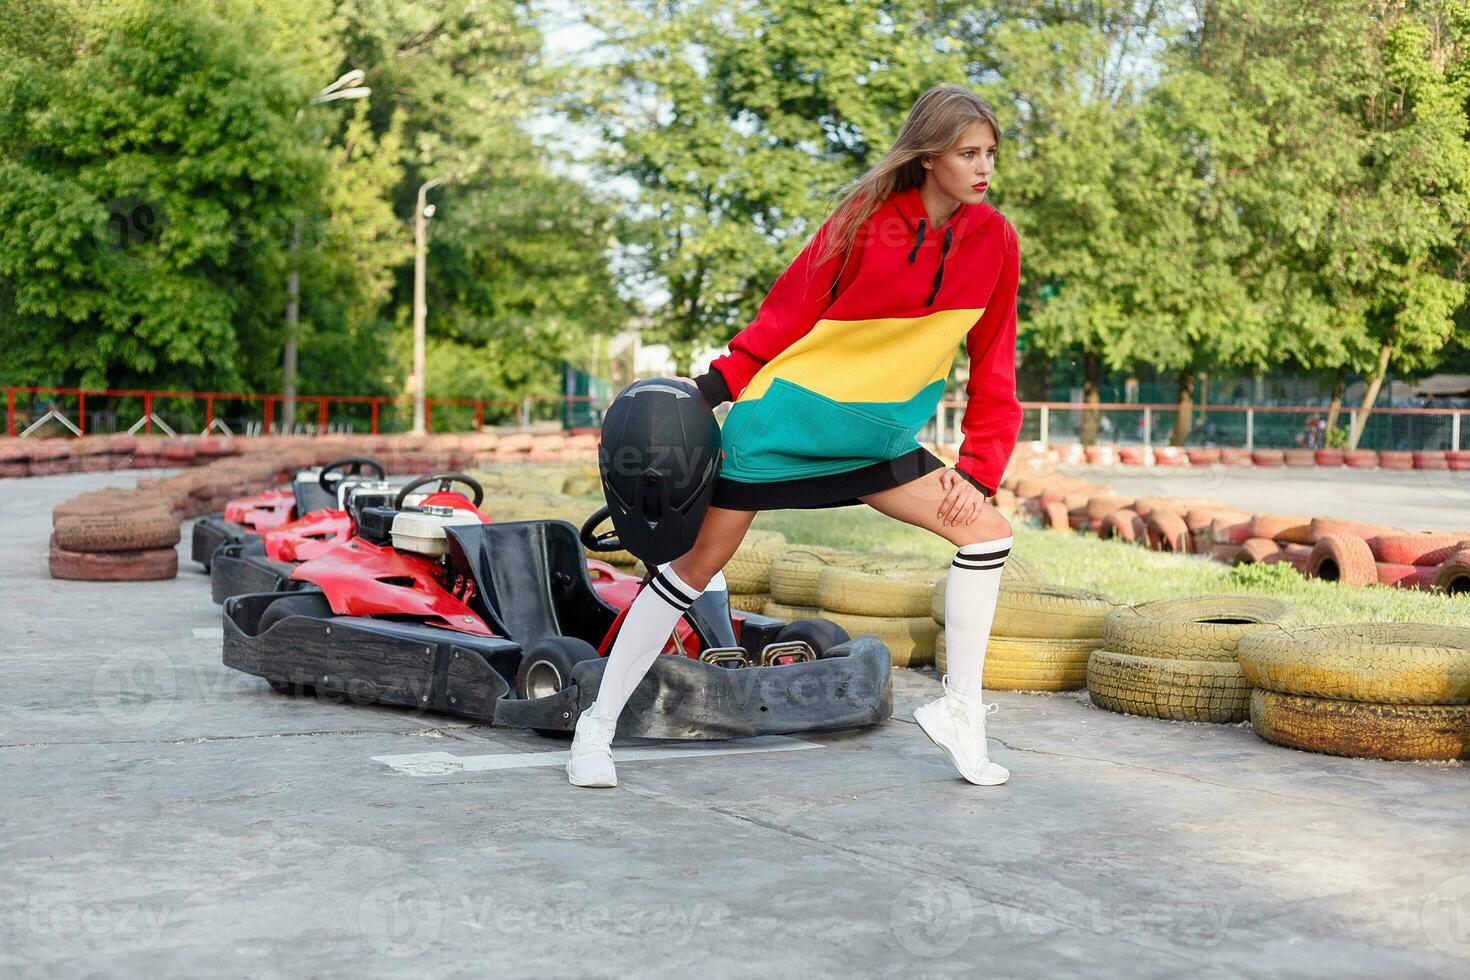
[191,515,253,570]
[211,547,297,604]
[222,591,893,740]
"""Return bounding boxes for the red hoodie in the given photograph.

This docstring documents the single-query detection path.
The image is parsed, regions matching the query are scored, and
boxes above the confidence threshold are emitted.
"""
[693,183,1022,496]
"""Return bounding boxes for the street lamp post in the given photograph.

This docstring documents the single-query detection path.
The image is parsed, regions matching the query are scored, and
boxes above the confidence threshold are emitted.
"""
[281,69,370,433]
[411,176,445,436]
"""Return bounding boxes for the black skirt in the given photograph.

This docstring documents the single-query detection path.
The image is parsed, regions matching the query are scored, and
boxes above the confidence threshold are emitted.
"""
[710,446,947,511]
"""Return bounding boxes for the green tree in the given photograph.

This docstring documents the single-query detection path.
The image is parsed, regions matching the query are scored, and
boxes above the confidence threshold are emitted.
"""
[0,0,329,391]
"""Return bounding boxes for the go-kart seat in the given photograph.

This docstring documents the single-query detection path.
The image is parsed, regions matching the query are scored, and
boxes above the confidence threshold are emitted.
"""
[292,477,336,516]
[445,520,619,650]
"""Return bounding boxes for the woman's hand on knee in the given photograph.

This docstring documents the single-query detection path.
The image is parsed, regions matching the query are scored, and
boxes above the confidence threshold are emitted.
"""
[937,468,984,527]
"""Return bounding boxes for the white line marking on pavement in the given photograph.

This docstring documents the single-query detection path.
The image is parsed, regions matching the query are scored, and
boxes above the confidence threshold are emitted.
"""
[372,735,822,777]
[193,627,224,640]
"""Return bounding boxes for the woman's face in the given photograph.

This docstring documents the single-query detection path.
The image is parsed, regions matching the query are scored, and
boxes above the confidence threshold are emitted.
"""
[922,120,997,204]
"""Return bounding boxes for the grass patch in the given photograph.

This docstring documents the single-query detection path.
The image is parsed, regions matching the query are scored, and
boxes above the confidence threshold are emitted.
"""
[751,505,1467,627]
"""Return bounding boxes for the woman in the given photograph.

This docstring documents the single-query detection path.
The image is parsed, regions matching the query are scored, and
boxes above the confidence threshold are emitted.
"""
[569,85,1023,789]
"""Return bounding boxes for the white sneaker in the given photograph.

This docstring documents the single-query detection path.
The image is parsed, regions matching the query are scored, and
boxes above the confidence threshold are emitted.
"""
[567,709,618,788]
[913,675,1010,786]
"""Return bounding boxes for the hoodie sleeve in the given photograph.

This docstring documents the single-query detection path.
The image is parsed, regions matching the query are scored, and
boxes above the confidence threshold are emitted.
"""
[693,217,850,407]
[953,220,1023,497]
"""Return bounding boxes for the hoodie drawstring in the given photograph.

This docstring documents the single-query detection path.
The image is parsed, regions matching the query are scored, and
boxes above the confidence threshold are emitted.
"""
[926,226,952,306]
[906,218,926,262]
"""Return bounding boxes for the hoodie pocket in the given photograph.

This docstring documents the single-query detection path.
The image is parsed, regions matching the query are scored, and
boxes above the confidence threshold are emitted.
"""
[729,378,912,476]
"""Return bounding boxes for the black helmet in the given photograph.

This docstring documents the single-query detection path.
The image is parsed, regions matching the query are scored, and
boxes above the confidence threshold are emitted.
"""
[598,378,721,565]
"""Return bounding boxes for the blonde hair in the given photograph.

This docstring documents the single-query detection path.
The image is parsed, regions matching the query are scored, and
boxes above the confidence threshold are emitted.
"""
[811,85,1000,272]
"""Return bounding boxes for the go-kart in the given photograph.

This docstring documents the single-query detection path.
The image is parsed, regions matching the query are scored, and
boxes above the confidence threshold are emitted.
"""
[208,469,467,605]
[191,457,388,571]
[221,499,894,740]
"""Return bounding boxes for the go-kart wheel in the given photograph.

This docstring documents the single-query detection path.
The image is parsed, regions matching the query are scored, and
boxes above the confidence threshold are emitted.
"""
[579,505,623,553]
[393,472,484,509]
[516,636,601,738]
[775,618,851,659]
[318,456,387,496]
[257,591,333,634]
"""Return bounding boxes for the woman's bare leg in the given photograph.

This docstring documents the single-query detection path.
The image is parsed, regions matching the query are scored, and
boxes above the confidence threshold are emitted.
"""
[668,505,759,590]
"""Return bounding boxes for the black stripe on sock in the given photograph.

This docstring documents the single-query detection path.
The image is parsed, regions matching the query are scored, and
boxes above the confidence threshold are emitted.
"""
[955,547,1010,563]
[654,569,699,604]
[952,558,1008,571]
[647,577,693,610]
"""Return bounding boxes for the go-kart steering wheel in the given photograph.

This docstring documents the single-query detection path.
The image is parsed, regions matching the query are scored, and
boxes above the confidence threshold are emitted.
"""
[580,505,623,553]
[318,457,387,496]
[393,472,484,509]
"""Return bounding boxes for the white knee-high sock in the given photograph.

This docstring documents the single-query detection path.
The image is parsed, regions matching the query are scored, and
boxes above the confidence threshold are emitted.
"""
[943,535,1012,701]
[587,562,703,722]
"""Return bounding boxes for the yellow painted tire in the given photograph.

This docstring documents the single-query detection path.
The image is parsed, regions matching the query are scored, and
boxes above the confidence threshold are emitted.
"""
[1101,595,1300,663]
[728,592,769,614]
[1237,623,1470,705]
[936,634,1092,691]
[764,600,822,621]
[817,557,942,617]
[817,608,937,668]
[769,547,868,606]
[1087,649,1251,723]
[722,531,788,593]
[986,584,1117,639]
[1250,689,1470,761]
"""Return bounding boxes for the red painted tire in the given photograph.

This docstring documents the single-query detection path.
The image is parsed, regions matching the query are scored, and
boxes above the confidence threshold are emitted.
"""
[1378,450,1414,470]
[1262,546,1311,574]
[53,511,180,552]
[1083,445,1117,466]
[1252,449,1285,467]
[1210,542,1245,564]
[1210,517,1252,545]
[1343,449,1379,468]
[1375,562,1438,590]
[1314,449,1344,466]
[1283,449,1316,467]
[1237,538,1282,564]
[1413,451,1448,470]
[1247,513,1311,543]
[1308,517,1396,544]
[48,537,178,581]
[1448,451,1470,471]
[1307,535,1378,586]
[1221,448,1254,466]
[1186,448,1221,465]
[1154,447,1187,466]
[1144,510,1191,553]
[1084,495,1134,520]
[1432,547,1470,595]
[1118,446,1146,465]
[1042,500,1070,531]
[1370,532,1470,567]
[1100,509,1139,542]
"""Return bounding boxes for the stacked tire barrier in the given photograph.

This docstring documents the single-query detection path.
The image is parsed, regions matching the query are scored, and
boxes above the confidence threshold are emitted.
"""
[988,438,1470,474]
[999,469,1470,596]
[935,581,1115,691]
[0,431,599,481]
[1087,596,1300,723]
[41,434,600,581]
[1239,624,1470,761]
